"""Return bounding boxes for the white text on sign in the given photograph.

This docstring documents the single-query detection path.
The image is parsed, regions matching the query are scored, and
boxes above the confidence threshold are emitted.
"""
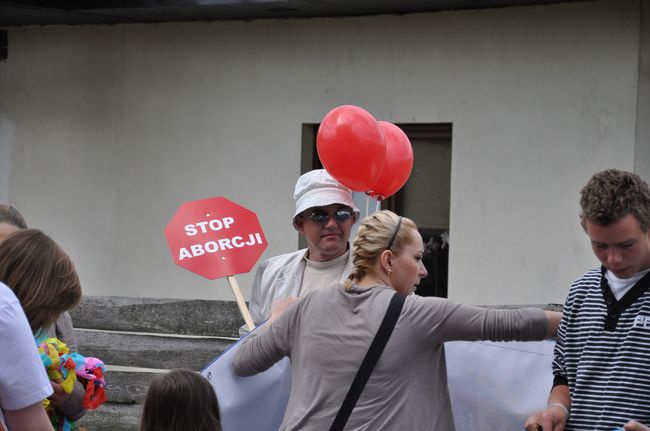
[184,217,235,236]
[178,233,264,260]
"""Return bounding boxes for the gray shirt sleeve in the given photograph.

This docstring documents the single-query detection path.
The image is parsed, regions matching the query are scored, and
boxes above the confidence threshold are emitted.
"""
[233,296,300,376]
[51,311,78,352]
[403,296,548,345]
[233,290,548,377]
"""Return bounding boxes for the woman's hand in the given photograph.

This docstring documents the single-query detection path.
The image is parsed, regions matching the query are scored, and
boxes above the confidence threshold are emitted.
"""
[524,407,566,431]
[49,379,71,407]
[624,420,650,431]
[524,389,569,431]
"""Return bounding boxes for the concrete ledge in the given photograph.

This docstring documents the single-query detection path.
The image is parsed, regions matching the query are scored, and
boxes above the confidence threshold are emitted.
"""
[75,329,233,370]
[70,295,243,337]
[77,402,140,431]
[482,303,564,312]
[103,370,158,404]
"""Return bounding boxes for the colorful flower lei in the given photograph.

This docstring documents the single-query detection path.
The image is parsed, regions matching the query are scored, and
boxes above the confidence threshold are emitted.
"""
[36,336,107,431]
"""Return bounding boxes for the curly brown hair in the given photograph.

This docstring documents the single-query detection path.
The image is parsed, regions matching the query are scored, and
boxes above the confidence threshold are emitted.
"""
[344,210,417,290]
[579,169,650,231]
[0,229,81,333]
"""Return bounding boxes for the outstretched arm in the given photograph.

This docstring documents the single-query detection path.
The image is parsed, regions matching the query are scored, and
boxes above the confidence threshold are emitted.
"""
[233,296,300,376]
[543,311,562,338]
[624,421,650,431]
[265,296,299,327]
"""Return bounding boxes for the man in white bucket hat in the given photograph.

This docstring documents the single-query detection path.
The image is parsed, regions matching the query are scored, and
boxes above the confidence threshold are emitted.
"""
[244,169,359,333]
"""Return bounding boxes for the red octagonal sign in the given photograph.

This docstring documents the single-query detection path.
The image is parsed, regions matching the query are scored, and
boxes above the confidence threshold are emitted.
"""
[165,197,268,280]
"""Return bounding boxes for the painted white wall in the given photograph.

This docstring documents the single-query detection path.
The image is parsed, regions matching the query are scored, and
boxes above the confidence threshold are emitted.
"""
[636,0,650,181]
[0,113,16,203]
[0,0,643,305]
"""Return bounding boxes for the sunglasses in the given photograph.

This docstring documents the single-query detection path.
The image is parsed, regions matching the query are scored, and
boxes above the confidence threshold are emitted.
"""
[304,208,354,224]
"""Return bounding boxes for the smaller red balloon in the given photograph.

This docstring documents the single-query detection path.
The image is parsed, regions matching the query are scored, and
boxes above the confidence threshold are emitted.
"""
[367,122,413,200]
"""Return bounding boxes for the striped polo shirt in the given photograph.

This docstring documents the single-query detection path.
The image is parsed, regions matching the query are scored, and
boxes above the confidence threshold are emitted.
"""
[553,267,650,430]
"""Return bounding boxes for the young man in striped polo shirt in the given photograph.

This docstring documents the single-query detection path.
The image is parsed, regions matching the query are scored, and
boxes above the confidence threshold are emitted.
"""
[525,169,650,431]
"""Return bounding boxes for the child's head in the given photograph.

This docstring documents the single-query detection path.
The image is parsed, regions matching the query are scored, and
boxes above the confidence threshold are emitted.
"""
[141,369,222,431]
[0,228,81,333]
[0,203,27,241]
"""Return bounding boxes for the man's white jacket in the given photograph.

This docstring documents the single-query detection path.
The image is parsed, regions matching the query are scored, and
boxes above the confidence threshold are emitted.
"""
[242,245,353,336]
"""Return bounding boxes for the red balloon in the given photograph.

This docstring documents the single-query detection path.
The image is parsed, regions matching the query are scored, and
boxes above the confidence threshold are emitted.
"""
[367,122,413,200]
[317,105,386,192]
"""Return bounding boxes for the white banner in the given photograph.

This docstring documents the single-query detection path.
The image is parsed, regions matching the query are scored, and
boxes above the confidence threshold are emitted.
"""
[446,340,554,431]
[202,337,555,431]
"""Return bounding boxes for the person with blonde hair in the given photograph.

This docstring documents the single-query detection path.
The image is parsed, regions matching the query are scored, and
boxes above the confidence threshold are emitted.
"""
[0,229,84,428]
[234,210,561,430]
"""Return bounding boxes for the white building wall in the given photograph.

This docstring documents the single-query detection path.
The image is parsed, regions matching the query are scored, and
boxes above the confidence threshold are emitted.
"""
[636,0,650,181]
[0,0,642,304]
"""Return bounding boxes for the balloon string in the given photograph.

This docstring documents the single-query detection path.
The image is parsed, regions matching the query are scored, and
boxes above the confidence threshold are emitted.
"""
[365,194,370,218]
[375,199,381,213]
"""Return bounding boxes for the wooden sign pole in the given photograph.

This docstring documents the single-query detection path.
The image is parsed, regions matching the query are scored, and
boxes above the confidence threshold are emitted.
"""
[227,275,255,331]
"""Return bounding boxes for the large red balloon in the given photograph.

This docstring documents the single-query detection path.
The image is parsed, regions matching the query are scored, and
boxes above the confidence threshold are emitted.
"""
[367,122,413,200]
[316,105,386,192]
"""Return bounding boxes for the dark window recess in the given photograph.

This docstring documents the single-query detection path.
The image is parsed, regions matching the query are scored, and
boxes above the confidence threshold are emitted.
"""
[0,30,7,61]
[419,229,449,298]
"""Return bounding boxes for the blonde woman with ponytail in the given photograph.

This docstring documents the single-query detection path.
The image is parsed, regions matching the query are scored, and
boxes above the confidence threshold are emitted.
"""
[234,210,561,431]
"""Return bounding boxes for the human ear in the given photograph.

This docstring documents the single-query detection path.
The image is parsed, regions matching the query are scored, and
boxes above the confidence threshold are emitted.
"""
[293,217,305,233]
[380,249,392,273]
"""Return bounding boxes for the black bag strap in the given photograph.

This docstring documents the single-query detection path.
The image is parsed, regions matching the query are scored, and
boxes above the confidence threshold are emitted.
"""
[329,293,405,431]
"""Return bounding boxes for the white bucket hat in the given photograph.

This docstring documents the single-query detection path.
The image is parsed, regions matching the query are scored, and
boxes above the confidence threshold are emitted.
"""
[292,169,360,225]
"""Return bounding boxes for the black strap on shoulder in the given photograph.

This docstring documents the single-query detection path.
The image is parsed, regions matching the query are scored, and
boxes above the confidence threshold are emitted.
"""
[329,293,406,431]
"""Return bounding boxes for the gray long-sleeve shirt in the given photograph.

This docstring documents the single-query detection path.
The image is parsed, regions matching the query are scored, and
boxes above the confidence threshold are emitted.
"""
[233,283,548,430]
